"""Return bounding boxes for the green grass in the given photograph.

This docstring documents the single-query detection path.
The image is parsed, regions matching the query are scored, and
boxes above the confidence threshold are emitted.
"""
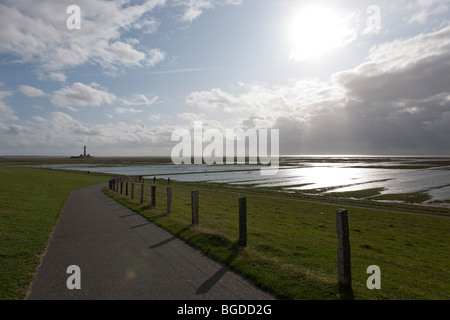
[372,192,432,203]
[0,166,109,300]
[325,188,385,199]
[1,162,449,300]
[105,178,450,300]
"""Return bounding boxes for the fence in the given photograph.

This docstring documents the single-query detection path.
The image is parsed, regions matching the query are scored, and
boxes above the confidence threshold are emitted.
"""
[107,177,450,300]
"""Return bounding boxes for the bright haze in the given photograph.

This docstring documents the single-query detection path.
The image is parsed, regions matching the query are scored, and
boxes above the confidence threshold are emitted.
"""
[0,0,449,156]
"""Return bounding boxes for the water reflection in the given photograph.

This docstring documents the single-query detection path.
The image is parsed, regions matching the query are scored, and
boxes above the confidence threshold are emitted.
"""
[25,157,450,202]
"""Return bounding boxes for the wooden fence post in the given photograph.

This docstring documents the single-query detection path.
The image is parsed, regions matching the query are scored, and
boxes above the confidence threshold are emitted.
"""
[191,191,199,225]
[120,181,123,194]
[140,183,144,204]
[131,183,135,200]
[239,197,247,247]
[126,182,128,197]
[167,187,172,214]
[151,186,156,207]
[336,209,352,292]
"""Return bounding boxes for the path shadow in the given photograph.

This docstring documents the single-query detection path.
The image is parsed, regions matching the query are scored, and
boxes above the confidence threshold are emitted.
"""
[196,243,241,295]
[119,213,136,218]
[148,226,190,249]
[148,236,177,249]
[130,222,152,229]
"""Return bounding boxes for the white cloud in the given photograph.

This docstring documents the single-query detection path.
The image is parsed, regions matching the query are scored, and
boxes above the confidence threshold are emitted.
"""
[38,72,68,83]
[0,91,18,121]
[148,114,161,122]
[186,88,239,111]
[48,72,67,82]
[51,82,116,109]
[115,107,144,114]
[0,0,242,76]
[172,0,243,23]
[223,0,243,4]
[102,41,165,69]
[177,112,206,122]
[7,111,179,156]
[18,85,46,97]
[0,0,166,74]
[176,0,214,22]
[408,0,450,24]
[121,94,159,106]
[186,79,344,119]
[132,17,161,34]
[0,122,31,136]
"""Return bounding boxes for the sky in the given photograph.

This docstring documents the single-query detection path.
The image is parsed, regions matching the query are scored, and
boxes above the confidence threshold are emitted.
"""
[0,0,450,157]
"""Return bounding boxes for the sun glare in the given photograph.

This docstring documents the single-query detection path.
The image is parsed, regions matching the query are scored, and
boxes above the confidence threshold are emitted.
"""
[287,5,354,62]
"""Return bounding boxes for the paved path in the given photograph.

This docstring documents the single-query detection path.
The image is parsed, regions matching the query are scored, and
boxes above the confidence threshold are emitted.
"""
[27,183,274,300]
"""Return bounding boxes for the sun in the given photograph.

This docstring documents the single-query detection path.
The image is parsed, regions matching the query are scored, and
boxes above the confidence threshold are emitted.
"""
[287,5,354,61]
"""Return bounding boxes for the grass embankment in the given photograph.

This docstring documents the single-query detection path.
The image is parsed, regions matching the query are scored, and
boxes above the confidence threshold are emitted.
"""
[0,167,109,300]
[105,178,450,300]
[325,188,433,204]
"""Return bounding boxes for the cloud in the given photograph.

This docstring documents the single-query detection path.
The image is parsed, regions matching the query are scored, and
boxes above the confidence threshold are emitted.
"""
[51,82,116,109]
[148,114,161,122]
[33,112,102,142]
[37,72,67,82]
[186,79,344,118]
[48,72,67,82]
[120,94,159,106]
[172,0,243,23]
[1,111,179,156]
[177,112,206,122]
[148,68,206,75]
[0,0,242,76]
[0,0,166,74]
[50,82,158,115]
[407,0,450,24]
[18,85,46,97]
[223,0,243,4]
[301,26,450,154]
[0,122,31,136]
[174,0,214,22]
[334,25,450,102]
[100,41,165,69]
[115,107,144,114]
[132,16,161,34]
[0,91,18,121]
[186,88,239,111]
[184,25,450,155]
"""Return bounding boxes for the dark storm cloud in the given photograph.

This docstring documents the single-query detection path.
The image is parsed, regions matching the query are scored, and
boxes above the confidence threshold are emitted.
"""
[272,25,450,155]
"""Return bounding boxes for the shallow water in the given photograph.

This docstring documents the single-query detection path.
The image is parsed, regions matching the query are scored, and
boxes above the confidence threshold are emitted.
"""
[26,157,450,202]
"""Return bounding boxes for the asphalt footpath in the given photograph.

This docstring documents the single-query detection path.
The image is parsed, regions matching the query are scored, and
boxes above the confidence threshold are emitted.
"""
[26,183,274,300]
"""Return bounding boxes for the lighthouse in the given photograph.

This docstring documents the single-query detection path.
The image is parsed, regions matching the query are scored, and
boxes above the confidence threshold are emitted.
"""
[70,145,92,159]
